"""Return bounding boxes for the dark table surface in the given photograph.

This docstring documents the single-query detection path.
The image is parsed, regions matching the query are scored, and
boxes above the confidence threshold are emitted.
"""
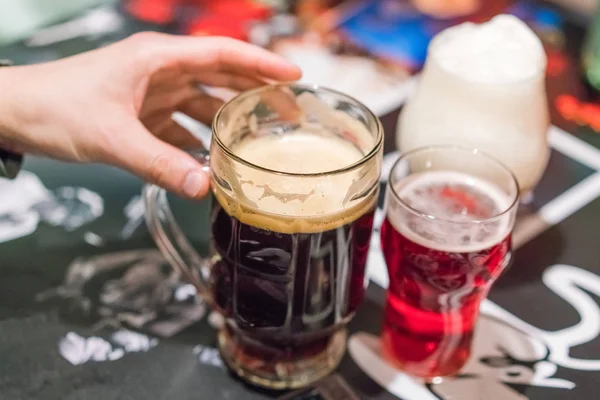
[2,4,600,400]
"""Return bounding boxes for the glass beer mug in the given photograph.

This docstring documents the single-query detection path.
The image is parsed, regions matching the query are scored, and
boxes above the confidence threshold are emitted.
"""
[144,84,383,389]
[397,15,550,195]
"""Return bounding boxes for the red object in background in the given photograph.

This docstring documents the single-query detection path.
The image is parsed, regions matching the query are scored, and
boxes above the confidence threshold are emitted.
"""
[203,0,272,19]
[126,0,179,24]
[556,94,600,132]
[186,0,272,41]
[187,16,248,41]
[546,48,568,77]
[125,0,273,41]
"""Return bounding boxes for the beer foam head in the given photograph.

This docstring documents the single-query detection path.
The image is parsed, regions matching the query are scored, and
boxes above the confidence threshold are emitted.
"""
[431,14,546,83]
[387,171,514,253]
[232,130,363,174]
[213,130,378,233]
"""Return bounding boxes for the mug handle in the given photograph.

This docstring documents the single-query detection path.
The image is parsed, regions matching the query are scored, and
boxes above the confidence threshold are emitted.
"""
[143,151,211,299]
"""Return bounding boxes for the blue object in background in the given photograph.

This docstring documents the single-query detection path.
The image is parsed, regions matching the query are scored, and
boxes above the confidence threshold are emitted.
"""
[338,0,441,69]
[507,1,564,29]
[338,0,564,70]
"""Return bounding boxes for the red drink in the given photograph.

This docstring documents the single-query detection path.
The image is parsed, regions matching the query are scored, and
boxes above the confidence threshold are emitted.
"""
[381,169,515,379]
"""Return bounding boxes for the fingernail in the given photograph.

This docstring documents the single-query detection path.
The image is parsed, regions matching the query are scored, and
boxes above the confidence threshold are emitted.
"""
[183,171,206,198]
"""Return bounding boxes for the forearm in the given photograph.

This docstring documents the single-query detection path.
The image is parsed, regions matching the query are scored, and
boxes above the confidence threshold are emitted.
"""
[0,65,33,153]
[0,62,76,159]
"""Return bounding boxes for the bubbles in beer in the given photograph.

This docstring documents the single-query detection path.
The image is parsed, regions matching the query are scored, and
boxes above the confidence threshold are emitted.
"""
[232,131,363,174]
[388,171,512,253]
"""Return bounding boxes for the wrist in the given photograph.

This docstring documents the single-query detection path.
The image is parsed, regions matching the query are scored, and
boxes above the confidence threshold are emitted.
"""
[0,65,20,142]
[0,62,26,178]
[0,64,36,153]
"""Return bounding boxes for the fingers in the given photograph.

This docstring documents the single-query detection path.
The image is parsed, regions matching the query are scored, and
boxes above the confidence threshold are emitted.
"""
[110,120,209,199]
[260,87,302,123]
[161,120,205,149]
[209,40,301,81]
[141,72,263,122]
[146,113,206,149]
[128,33,302,82]
[194,36,302,81]
[198,72,266,92]
[143,92,223,132]
[177,95,224,126]
[140,85,198,121]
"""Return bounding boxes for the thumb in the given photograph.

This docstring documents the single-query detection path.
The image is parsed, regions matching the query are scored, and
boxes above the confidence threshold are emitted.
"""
[112,121,209,199]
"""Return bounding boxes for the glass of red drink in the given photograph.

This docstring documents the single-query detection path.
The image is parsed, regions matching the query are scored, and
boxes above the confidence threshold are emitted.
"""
[380,146,519,380]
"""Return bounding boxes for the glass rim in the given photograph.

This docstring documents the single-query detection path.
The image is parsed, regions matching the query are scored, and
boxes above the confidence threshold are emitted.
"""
[387,145,521,224]
[211,83,383,178]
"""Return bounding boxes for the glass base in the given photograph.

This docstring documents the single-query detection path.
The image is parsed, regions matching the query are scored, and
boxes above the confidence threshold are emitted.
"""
[380,332,469,382]
[218,328,347,390]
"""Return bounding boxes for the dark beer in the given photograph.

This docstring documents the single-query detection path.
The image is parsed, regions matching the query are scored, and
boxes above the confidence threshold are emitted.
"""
[380,170,512,379]
[144,83,383,389]
[208,131,378,381]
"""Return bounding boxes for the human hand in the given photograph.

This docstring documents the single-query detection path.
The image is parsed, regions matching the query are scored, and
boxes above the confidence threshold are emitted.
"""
[0,32,301,199]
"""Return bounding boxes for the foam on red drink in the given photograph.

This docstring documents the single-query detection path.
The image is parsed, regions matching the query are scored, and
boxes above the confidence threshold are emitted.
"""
[380,170,513,379]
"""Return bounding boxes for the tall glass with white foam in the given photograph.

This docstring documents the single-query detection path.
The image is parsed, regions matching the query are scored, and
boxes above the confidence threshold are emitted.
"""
[144,84,383,389]
[397,15,550,195]
[380,146,519,380]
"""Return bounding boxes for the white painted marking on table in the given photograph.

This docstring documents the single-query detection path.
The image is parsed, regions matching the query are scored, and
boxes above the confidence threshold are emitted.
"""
[193,344,224,368]
[478,264,600,371]
[349,333,440,400]
[59,329,157,366]
[537,173,600,225]
[541,265,600,370]
[83,231,104,246]
[172,111,212,148]
[549,126,600,171]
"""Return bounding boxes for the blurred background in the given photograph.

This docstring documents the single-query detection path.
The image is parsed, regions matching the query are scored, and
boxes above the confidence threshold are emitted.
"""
[0,0,599,127]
